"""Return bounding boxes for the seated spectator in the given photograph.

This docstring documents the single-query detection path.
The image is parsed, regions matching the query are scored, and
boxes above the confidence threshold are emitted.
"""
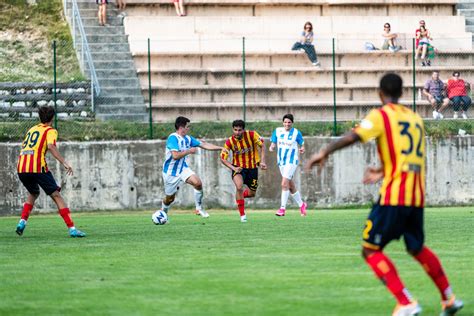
[381,23,401,52]
[415,25,433,66]
[292,22,320,67]
[173,0,186,16]
[415,20,426,49]
[423,71,449,119]
[446,71,471,119]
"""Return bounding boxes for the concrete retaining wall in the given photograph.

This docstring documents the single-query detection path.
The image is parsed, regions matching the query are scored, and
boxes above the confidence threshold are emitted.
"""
[1,136,472,215]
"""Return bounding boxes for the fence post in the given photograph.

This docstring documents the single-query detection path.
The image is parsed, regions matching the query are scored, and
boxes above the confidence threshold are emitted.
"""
[412,38,416,112]
[242,36,247,122]
[53,40,58,129]
[148,38,153,139]
[332,38,337,136]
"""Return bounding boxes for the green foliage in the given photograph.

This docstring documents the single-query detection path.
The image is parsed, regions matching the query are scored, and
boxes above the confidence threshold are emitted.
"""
[0,208,472,315]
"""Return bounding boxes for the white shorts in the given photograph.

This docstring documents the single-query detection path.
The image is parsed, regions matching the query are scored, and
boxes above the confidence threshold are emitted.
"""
[279,164,298,180]
[162,167,195,196]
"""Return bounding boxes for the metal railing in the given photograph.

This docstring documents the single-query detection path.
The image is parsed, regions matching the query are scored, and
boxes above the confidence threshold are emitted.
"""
[63,0,101,109]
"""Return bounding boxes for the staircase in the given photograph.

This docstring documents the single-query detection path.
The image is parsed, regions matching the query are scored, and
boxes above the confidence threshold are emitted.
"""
[457,0,474,47]
[65,0,147,121]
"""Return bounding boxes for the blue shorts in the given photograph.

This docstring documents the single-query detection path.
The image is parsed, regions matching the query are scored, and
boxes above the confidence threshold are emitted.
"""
[18,172,60,196]
[362,202,424,252]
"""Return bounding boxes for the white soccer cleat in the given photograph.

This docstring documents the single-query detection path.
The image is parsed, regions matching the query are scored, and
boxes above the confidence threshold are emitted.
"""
[240,215,247,223]
[197,209,210,218]
[392,301,422,316]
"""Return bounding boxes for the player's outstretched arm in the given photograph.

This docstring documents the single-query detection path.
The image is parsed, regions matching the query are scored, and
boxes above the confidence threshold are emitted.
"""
[199,141,226,152]
[48,144,73,176]
[171,147,197,160]
[304,131,360,172]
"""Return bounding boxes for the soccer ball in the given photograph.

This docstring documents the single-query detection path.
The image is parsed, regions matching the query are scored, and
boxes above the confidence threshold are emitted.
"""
[151,210,168,225]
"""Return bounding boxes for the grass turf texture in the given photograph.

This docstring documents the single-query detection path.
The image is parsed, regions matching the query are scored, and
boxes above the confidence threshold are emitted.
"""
[0,208,472,316]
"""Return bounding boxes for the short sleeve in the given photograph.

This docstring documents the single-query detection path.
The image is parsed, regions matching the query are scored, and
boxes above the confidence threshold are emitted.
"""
[189,136,201,147]
[296,130,304,145]
[221,139,231,160]
[166,135,180,151]
[424,80,430,90]
[252,131,264,146]
[270,130,277,143]
[46,129,58,146]
[354,109,384,143]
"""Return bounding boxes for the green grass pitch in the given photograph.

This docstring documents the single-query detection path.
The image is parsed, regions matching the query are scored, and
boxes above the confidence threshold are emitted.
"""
[0,207,472,315]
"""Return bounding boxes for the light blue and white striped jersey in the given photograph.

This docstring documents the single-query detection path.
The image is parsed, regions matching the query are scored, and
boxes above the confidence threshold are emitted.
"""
[163,133,201,177]
[270,127,304,166]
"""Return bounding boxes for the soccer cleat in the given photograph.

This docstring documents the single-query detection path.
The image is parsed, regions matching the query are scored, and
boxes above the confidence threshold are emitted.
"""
[440,296,463,316]
[275,208,286,216]
[240,215,247,223]
[197,209,210,218]
[392,301,422,316]
[69,228,86,238]
[15,220,26,236]
[300,202,308,216]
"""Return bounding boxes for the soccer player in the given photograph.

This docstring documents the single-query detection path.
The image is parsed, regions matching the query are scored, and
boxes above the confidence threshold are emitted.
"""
[220,119,267,222]
[15,106,86,238]
[305,73,463,316]
[159,116,225,219]
[269,114,307,216]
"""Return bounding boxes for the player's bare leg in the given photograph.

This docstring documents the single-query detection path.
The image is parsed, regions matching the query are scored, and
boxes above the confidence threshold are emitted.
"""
[16,193,39,236]
[409,247,463,316]
[50,191,86,237]
[362,247,421,315]
[233,174,247,222]
[186,174,209,218]
[162,194,175,214]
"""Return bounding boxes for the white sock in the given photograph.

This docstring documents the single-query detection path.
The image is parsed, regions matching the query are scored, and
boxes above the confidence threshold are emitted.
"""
[280,190,290,209]
[291,191,304,207]
[162,200,171,213]
[194,189,203,211]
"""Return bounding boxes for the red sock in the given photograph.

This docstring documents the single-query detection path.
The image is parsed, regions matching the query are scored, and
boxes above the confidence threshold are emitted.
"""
[414,246,451,300]
[365,251,412,305]
[236,199,245,216]
[59,208,74,228]
[21,203,34,221]
[243,189,249,198]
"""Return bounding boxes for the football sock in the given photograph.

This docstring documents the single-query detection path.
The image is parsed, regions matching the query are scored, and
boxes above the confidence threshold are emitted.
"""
[414,246,452,301]
[59,208,74,228]
[280,190,290,209]
[243,189,250,198]
[194,189,203,211]
[291,191,304,207]
[365,251,412,305]
[236,199,245,216]
[21,203,33,221]
[162,200,171,213]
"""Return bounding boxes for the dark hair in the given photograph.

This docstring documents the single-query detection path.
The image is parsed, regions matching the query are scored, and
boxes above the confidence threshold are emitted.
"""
[384,23,391,28]
[232,119,245,129]
[453,71,460,77]
[282,113,294,122]
[38,106,55,123]
[380,73,403,99]
[419,25,426,32]
[175,116,190,130]
[304,22,313,32]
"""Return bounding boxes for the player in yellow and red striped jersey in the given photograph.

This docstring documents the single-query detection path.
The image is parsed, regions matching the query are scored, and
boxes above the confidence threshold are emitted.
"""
[15,106,86,238]
[220,119,267,222]
[305,74,463,316]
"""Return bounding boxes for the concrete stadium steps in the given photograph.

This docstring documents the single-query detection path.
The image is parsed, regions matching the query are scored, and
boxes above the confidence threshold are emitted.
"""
[148,100,434,122]
[132,51,474,69]
[124,0,457,16]
[137,66,474,86]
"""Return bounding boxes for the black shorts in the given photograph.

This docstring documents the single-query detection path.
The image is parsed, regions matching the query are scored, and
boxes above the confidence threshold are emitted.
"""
[232,167,258,192]
[362,203,424,252]
[18,172,60,196]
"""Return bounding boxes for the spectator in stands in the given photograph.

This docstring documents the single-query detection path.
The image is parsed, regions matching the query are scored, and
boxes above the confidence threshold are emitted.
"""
[423,71,449,119]
[415,26,432,66]
[173,0,186,16]
[415,20,426,49]
[291,22,320,67]
[97,0,108,26]
[446,71,471,119]
[381,23,401,52]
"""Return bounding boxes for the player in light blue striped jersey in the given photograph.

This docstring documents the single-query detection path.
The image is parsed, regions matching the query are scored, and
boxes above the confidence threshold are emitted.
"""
[159,116,225,220]
[269,114,308,217]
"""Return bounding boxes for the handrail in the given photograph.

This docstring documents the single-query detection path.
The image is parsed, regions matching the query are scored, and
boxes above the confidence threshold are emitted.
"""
[64,0,101,99]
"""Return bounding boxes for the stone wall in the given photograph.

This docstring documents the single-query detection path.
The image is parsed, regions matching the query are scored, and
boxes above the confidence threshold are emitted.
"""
[1,136,472,215]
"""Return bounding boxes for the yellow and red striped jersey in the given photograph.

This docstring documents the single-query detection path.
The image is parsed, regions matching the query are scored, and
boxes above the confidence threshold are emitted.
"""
[354,104,426,207]
[221,130,264,169]
[17,124,58,173]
